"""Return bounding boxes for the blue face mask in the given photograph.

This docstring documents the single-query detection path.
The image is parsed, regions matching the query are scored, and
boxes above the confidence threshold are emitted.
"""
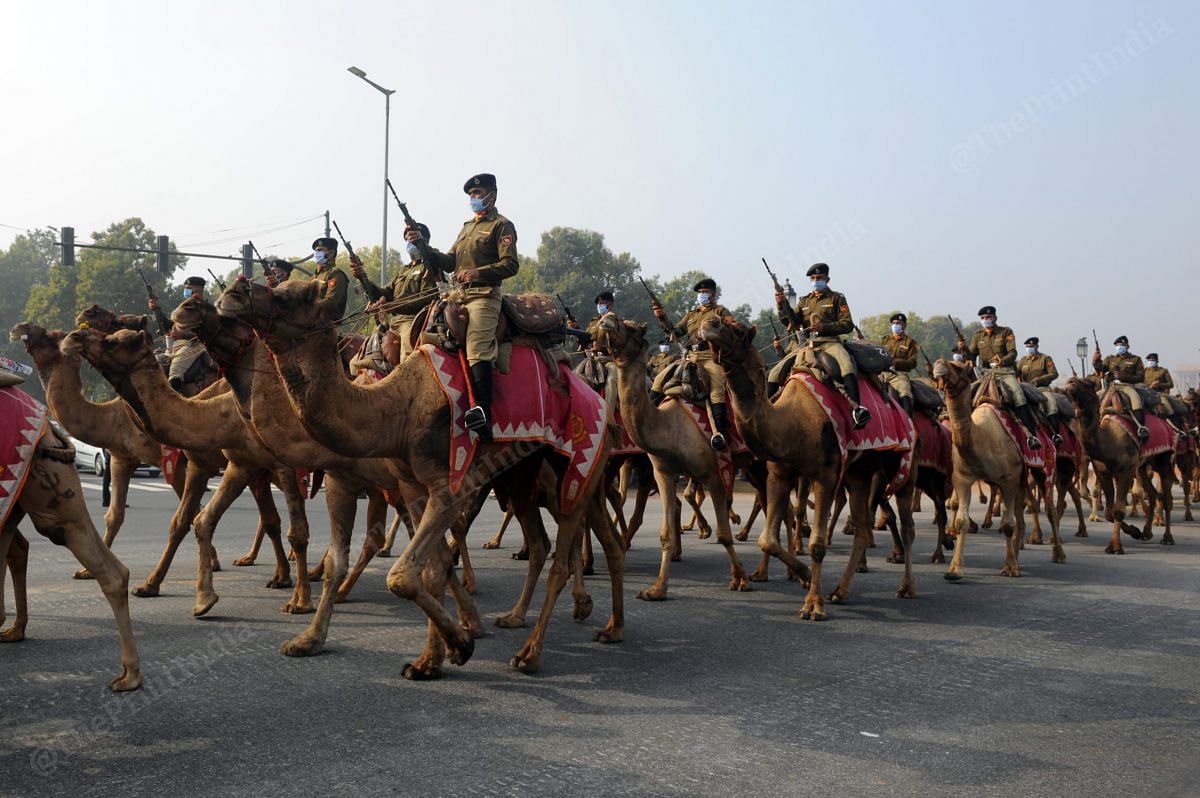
[314,251,329,266]
[697,292,712,305]
[1116,345,1128,355]
[659,344,670,354]
[182,287,193,298]
[1147,360,1158,368]
[981,318,995,329]
[469,197,488,213]
[890,324,903,335]
[812,279,827,292]
[405,242,419,256]
[1025,347,1037,356]
[596,304,609,315]
[952,353,965,362]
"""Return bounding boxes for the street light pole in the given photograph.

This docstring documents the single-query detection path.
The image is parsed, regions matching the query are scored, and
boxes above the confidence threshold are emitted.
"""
[347,66,396,284]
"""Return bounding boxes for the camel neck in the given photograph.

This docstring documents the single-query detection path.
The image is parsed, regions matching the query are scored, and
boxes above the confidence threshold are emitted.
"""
[943,384,976,451]
[612,350,672,451]
[125,364,240,450]
[43,356,127,450]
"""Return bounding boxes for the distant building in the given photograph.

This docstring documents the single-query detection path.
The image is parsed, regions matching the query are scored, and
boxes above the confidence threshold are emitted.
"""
[1176,364,1200,392]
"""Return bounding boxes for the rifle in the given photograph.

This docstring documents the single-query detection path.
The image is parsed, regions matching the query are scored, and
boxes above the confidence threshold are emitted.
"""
[1068,359,1078,377]
[921,347,935,377]
[556,293,579,328]
[852,323,866,341]
[247,240,277,287]
[385,179,437,281]
[762,257,799,329]
[555,294,591,346]
[206,268,227,292]
[638,277,686,355]
[136,267,172,338]
[331,220,376,298]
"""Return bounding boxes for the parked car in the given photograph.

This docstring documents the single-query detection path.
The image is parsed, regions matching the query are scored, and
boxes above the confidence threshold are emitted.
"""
[56,423,161,477]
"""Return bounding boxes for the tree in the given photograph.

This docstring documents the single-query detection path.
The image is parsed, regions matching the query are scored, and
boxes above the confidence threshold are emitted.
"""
[858,310,982,372]
[0,229,57,401]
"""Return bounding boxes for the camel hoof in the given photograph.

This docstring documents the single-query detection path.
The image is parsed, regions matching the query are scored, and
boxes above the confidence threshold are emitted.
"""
[896,585,918,599]
[573,595,595,621]
[582,563,595,576]
[511,550,530,561]
[448,636,474,666]
[929,552,946,564]
[192,593,219,617]
[333,588,350,604]
[1027,536,1044,545]
[1160,537,1175,546]
[798,605,826,621]
[1141,529,1154,542]
[886,553,905,564]
[307,567,324,581]
[697,528,712,540]
[0,626,27,643]
[109,668,143,692]
[509,653,540,674]
[281,634,325,657]
[729,577,752,592]
[461,577,477,596]
[1000,567,1021,578]
[827,590,849,604]
[132,584,160,598]
[944,571,963,582]
[494,613,526,629]
[73,568,95,580]
[211,560,222,573]
[266,576,293,590]
[748,570,769,583]
[856,561,869,574]
[594,626,624,644]
[1075,530,1088,538]
[637,587,667,602]
[481,539,501,549]
[735,530,750,542]
[232,555,256,567]
[967,521,979,534]
[282,600,315,615]
[376,549,393,558]
[1105,545,1124,555]
[981,520,993,530]
[1052,547,1067,563]
[402,662,443,680]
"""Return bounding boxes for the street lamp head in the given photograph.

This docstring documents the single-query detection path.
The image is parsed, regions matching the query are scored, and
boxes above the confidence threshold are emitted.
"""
[1076,338,1088,358]
[347,66,367,78]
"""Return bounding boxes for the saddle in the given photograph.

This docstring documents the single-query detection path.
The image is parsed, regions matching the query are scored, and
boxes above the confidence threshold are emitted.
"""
[574,351,610,392]
[1050,389,1076,420]
[658,360,711,406]
[911,377,945,415]
[794,340,892,382]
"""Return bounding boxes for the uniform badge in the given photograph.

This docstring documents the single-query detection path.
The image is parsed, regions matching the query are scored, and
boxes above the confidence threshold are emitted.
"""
[327,278,337,290]
[501,234,514,246]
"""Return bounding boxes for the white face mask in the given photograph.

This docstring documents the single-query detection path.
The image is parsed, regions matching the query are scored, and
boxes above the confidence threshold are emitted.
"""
[1025,347,1037,356]
[596,304,609,315]
[697,292,712,305]
[659,344,670,354]
[1147,359,1158,368]
[890,324,904,335]
[952,353,965,362]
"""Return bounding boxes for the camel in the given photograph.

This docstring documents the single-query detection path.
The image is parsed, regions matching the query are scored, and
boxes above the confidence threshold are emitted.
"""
[595,313,758,599]
[1065,377,1175,552]
[218,277,624,677]
[62,328,310,617]
[934,360,1065,578]
[699,320,917,620]
[0,386,141,691]
[10,323,171,578]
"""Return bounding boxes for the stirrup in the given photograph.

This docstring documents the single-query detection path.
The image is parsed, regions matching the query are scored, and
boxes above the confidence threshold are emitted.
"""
[465,405,492,442]
[1136,425,1150,441]
[1052,433,1064,445]
[710,432,727,451]
[851,405,871,429]
[1026,435,1041,450]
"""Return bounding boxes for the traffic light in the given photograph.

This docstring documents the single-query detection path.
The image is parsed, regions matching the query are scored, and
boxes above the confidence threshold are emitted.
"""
[156,235,170,275]
[242,244,253,279]
[62,226,74,267]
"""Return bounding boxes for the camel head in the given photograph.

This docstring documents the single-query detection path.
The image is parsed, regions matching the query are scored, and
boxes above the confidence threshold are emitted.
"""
[218,276,324,346]
[932,358,971,396]
[594,312,649,364]
[75,304,149,334]
[699,317,756,364]
[171,295,221,337]
[1064,376,1100,411]
[63,328,158,380]
[9,322,66,368]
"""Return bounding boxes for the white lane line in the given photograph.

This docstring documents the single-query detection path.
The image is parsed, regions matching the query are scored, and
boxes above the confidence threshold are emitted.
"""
[80,480,173,493]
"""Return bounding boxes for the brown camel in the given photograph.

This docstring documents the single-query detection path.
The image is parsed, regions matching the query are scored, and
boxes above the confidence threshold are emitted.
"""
[595,313,756,598]
[1065,377,1175,552]
[11,323,170,578]
[699,320,917,620]
[218,277,624,677]
[935,360,1065,578]
[62,328,309,616]
[172,296,484,653]
[0,388,141,690]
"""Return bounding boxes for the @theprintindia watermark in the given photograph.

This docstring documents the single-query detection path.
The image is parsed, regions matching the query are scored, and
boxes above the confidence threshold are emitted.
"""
[949,18,1174,174]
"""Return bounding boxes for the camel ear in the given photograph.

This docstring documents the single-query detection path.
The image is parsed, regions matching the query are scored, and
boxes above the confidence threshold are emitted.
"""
[639,322,648,336]
[141,330,154,348]
[745,324,757,343]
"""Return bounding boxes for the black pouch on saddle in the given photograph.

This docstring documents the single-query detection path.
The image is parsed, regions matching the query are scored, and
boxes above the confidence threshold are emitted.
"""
[1019,382,1045,408]
[845,341,893,374]
[911,378,945,414]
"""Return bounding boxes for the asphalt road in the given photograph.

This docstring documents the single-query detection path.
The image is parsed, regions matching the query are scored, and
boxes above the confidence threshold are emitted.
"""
[2,471,1199,797]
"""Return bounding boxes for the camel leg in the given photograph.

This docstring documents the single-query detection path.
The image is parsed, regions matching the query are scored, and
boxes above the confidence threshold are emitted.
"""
[568,529,594,622]
[686,482,713,541]
[509,510,586,674]
[582,522,596,577]
[75,455,135,580]
[624,482,650,548]
[981,485,999,529]
[680,479,698,533]
[798,471,834,619]
[710,479,750,592]
[135,460,213,598]
[233,525,266,566]
[1106,469,1136,554]
[495,463,552,627]
[605,478,629,554]
[1043,472,1066,564]
[830,485,848,540]
[20,457,141,690]
[736,495,761,542]
[0,522,28,642]
[929,479,950,564]
[829,474,875,603]
[1154,459,1175,545]
[945,472,974,581]
[335,490,387,603]
[1025,478,1044,545]
[449,514,478,595]
[588,492,626,644]
[282,479,357,657]
[190,463,258,617]
[638,468,679,601]
[999,479,1022,577]
[893,480,918,598]
[483,504,514,549]
[377,510,403,557]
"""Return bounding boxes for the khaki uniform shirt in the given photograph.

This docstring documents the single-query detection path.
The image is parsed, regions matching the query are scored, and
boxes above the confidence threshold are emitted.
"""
[647,350,679,377]
[1094,353,1145,384]
[781,289,854,341]
[881,333,919,372]
[1018,353,1058,387]
[373,260,439,318]
[423,210,519,286]
[669,303,735,352]
[312,265,349,320]
[966,326,1017,369]
[1144,366,1173,392]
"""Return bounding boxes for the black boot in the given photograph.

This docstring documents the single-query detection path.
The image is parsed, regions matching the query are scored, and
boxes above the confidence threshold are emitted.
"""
[710,402,729,451]
[1017,405,1041,449]
[1133,408,1150,440]
[766,382,780,400]
[899,395,914,417]
[465,362,494,443]
[843,374,871,429]
[649,390,666,406]
[1047,414,1064,445]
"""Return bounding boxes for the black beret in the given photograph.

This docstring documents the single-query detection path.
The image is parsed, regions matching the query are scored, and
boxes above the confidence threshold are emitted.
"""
[413,223,431,241]
[1113,335,1129,345]
[1147,352,1159,359]
[312,237,338,251]
[183,276,206,288]
[977,305,996,316]
[890,313,907,324]
[1024,337,1039,346]
[692,278,717,292]
[594,291,614,304]
[463,173,497,193]
[658,338,670,345]
[270,260,294,274]
[806,263,830,277]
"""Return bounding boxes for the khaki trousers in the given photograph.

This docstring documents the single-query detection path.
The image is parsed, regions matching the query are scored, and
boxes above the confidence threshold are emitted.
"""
[461,286,502,366]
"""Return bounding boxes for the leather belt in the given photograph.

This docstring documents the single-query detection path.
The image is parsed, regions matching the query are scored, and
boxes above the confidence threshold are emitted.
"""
[689,343,707,352]
[460,281,495,289]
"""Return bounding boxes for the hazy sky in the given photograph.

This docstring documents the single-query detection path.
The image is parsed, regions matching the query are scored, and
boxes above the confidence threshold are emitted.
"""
[3,1,1198,373]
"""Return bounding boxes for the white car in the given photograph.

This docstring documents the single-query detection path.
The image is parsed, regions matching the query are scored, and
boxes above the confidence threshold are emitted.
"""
[55,422,160,477]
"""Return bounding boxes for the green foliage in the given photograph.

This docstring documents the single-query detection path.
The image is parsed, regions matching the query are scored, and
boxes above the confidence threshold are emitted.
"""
[859,310,982,370]
[0,229,58,401]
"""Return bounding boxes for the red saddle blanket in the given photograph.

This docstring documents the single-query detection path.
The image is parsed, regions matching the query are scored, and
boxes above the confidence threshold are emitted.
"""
[662,397,748,494]
[1175,428,1195,456]
[0,387,49,527]
[787,373,915,495]
[982,404,1057,481]
[609,408,644,457]
[1056,426,1084,469]
[1106,414,1175,459]
[421,344,607,515]
[914,412,952,476]
[161,445,183,486]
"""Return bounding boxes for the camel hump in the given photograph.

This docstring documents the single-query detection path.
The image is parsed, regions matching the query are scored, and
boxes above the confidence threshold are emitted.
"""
[501,293,563,335]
